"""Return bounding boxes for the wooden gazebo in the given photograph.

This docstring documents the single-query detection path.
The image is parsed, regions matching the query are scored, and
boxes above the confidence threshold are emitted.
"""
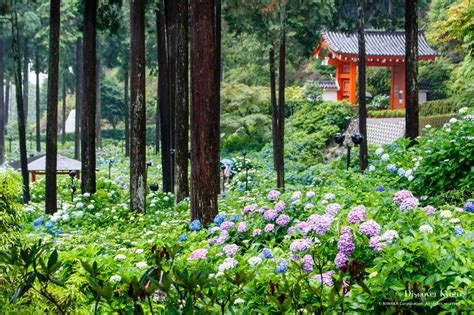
[313,30,438,109]
[10,154,81,182]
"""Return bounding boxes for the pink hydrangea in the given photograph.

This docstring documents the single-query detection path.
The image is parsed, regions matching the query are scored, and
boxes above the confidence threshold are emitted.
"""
[359,220,381,237]
[220,221,235,231]
[252,228,262,236]
[423,205,436,216]
[237,221,248,233]
[188,248,208,260]
[276,214,290,227]
[264,224,275,233]
[326,203,341,216]
[222,244,238,256]
[274,201,286,213]
[368,236,384,252]
[348,205,367,224]
[304,203,315,210]
[393,190,414,204]
[399,197,419,211]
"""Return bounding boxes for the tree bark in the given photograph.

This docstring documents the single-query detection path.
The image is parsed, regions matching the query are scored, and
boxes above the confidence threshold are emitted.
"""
[12,8,30,203]
[405,0,418,143]
[175,0,189,202]
[130,0,147,212]
[156,4,172,193]
[165,0,177,189]
[124,69,130,156]
[81,0,97,194]
[45,0,60,214]
[270,47,278,172]
[95,57,101,148]
[23,37,29,122]
[358,0,368,172]
[74,38,83,160]
[35,46,41,153]
[0,35,4,165]
[190,0,219,225]
[62,78,66,146]
[5,79,9,124]
[276,6,286,188]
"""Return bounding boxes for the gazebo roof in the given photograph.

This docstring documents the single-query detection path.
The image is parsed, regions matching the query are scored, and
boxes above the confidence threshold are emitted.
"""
[316,30,438,58]
[10,154,81,171]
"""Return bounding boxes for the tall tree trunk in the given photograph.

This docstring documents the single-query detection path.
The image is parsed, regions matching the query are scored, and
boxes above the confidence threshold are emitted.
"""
[81,0,97,194]
[5,79,9,124]
[62,78,66,145]
[23,37,29,122]
[175,0,189,202]
[154,96,160,154]
[276,6,286,188]
[358,0,368,172]
[190,0,219,225]
[405,0,418,143]
[12,8,30,203]
[74,38,83,160]
[270,47,278,172]
[95,57,101,148]
[130,0,147,212]
[45,0,60,214]
[156,4,172,192]
[165,0,177,189]
[124,69,130,156]
[35,46,41,152]
[0,35,4,165]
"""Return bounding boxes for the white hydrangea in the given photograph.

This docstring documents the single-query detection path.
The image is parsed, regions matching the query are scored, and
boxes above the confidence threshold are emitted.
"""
[83,193,91,197]
[234,298,245,305]
[440,210,452,218]
[136,261,148,269]
[114,254,126,261]
[375,148,384,156]
[424,124,432,129]
[449,118,458,124]
[109,275,122,283]
[382,230,399,243]
[248,256,263,265]
[76,202,84,209]
[419,225,433,233]
[381,154,390,161]
[135,248,144,254]
[292,191,303,200]
[368,165,375,172]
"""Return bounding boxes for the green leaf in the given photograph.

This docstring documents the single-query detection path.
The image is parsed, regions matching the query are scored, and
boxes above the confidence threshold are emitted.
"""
[47,250,58,272]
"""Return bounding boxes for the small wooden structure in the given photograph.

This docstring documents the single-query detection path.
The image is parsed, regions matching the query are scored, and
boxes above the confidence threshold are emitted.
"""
[10,154,81,182]
[313,30,438,109]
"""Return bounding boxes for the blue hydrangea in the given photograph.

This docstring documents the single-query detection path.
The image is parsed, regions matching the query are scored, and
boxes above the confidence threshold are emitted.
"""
[464,201,474,213]
[229,215,240,222]
[214,214,226,227]
[190,220,201,231]
[387,164,397,173]
[77,230,81,234]
[376,186,385,192]
[454,225,463,236]
[276,258,288,274]
[179,234,187,242]
[260,248,274,259]
[55,229,62,236]
[32,216,45,227]
[45,221,54,229]
[397,168,406,177]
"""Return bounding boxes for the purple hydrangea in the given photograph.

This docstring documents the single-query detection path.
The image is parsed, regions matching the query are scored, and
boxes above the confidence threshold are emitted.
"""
[368,236,384,252]
[276,214,290,227]
[304,203,315,210]
[223,244,238,256]
[215,230,229,245]
[340,226,352,235]
[237,221,248,233]
[242,205,256,215]
[335,252,349,269]
[393,190,414,204]
[359,220,381,237]
[301,255,314,273]
[399,197,419,210]
[257,206,268,214]
[267,190,281,201]
[423,205,436,216]
[323,193,335,200]
[220,221,235,231]
[376,186,385,192]
[287,227,295,234]
[261,248,274,259]
[252,229,262,236]
[326,203,341,216]
[308,214,333,235]
[264,210,278,221]
[337,231,355,255]
[276,258,288,274]
[274,201,286,213]
[306,191,316,199]
[264,224,275,233]
[348,205,366,224]
[464,201,474,213]
[290,239,312,252]
[313,270,335,287]
[188,248,208,260]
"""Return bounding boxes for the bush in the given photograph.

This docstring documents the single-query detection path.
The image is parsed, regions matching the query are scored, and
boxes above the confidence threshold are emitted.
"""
[368,109,405,118]
[419,98,463,116]
[368,95,390,111]
[0,171,23,249]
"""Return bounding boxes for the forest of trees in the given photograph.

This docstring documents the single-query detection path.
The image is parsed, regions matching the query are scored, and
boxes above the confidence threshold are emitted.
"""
[0,0,472,224]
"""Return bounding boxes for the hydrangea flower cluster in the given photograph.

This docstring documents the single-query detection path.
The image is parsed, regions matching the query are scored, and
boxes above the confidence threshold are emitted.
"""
[387,164,397,172]
[252,229,262,236]
[313,270,335,287]
[289,239,313,252]
[214,214,226,227]
[419,225,433,233]
[440,210,452,218]
[292,191,303,200]
[274,201,286,213]
[323,193,335,200]
[306,191,316,199]
[267,190,281,201]
[337,227,355,255]
[307,214,333,235]
[393,190,414,204]
[248,256,263,265]
[276,214,290,227]
[326,203,341,216]
[399,197,419,211]
[359,220,381,237]
[454,225,463,236]
[463,201,473,213]
[188,248,208,260]
[260,248,274,259]
[264,224,275,233]
[264,210,278,221]
[218,258,238,272]
[190,220,201,231]
[220,221,235,231]
[348,205,366,224]
[242,205,256,215]
[276,258,288,274]
[237,221,248,233]
[301,255,314,273]
[423,205,436,216]
[223,244,238,256]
